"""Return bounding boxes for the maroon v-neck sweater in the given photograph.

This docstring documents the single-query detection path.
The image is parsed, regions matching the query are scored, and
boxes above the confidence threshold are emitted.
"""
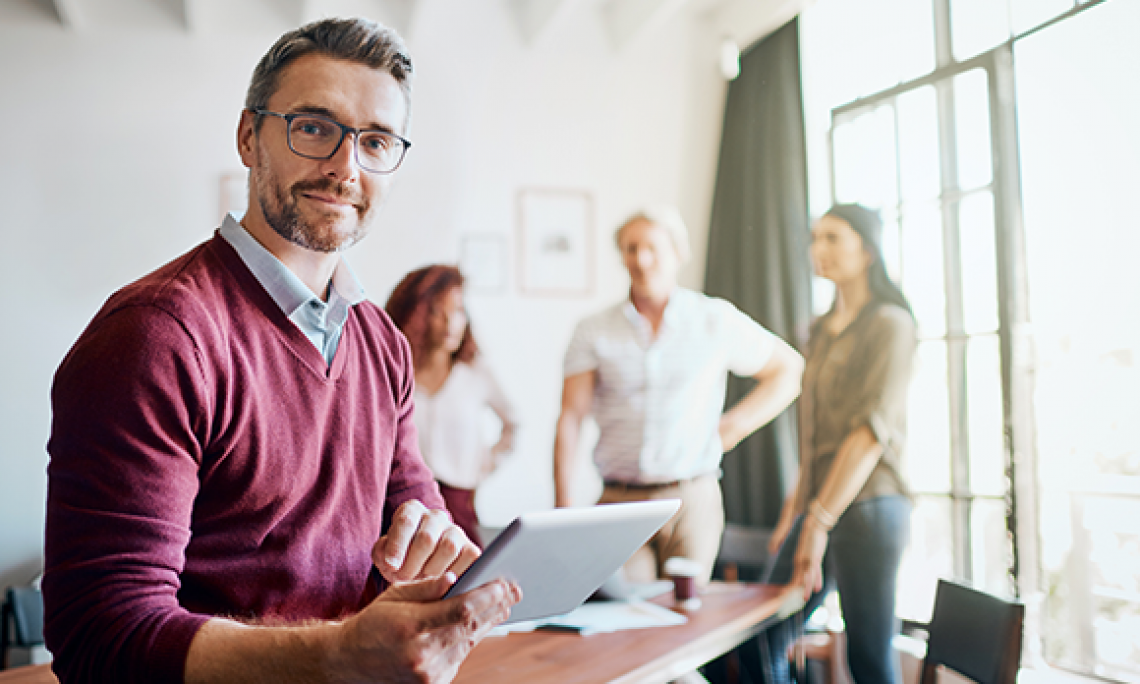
[43,234,445,684]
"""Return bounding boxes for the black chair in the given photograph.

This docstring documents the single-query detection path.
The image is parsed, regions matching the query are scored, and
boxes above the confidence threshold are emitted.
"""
[907,579,1024,684]
[705,524,775,683]
[714,523,772,583]
[1,586,45,670]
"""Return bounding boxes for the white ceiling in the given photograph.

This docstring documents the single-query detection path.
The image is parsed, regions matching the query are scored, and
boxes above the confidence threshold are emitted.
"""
[0,0,807,51]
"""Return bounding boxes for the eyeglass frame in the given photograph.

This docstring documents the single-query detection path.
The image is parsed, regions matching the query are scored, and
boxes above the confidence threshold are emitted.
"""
[250,108,412,175]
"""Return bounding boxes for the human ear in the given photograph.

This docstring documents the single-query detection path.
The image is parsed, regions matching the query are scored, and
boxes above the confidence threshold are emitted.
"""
[236,109,259,170]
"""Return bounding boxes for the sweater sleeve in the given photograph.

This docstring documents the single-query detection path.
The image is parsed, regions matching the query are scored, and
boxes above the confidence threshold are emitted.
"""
[44,304,212,684]
[382,325,446,526]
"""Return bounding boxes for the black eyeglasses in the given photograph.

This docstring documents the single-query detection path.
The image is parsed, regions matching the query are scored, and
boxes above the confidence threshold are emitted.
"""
[252,108,411,174]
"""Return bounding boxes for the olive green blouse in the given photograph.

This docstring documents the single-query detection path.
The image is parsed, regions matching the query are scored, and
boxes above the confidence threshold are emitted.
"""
[792,302,917,514]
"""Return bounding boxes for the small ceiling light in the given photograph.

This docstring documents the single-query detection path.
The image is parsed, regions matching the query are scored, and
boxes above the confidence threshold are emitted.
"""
[719,37,741,81]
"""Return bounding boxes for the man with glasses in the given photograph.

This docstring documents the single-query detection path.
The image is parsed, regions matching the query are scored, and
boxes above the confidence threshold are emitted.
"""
[43,17,519,684]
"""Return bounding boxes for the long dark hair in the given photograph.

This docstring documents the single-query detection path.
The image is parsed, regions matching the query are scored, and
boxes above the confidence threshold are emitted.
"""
[823,204,913,317]
[384,265,477,368]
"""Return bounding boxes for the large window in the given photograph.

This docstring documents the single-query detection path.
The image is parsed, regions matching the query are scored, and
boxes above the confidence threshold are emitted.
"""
[1015,1,1140,678]
[804,0,1138,679]
[830,65,1010,618]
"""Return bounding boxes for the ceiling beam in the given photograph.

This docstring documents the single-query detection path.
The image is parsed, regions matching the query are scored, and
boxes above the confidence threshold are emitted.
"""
[175,0,196,31]
[598,0,689,51]
[51,0,86,28]
[505,0,568,45]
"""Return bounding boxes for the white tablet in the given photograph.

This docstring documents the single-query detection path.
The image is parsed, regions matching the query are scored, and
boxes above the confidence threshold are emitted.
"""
[443,499,681,623]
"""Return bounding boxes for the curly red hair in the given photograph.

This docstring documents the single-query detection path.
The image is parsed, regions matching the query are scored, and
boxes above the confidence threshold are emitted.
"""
[385,264,477,367]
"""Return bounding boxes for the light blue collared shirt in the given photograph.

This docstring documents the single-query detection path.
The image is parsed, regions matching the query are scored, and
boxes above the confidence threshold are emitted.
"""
[219,214,366,365]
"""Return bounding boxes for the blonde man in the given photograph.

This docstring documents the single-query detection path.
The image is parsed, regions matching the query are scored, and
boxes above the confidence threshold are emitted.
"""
[553,207,804,583]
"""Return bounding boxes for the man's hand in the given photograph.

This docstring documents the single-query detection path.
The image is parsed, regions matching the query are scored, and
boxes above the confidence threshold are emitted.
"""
[718,338,803,453]
[184,557,519,684]
[334,573,522,684]
[374,500,481,584]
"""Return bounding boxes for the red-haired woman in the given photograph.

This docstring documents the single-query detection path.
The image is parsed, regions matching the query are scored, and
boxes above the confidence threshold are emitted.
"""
[385,265,517,548]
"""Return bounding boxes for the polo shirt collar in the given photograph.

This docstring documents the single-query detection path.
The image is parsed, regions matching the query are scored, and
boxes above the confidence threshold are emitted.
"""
[622,287,688,341]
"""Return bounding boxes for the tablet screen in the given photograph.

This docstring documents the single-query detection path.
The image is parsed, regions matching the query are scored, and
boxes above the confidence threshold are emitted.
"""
[443,499,680,623]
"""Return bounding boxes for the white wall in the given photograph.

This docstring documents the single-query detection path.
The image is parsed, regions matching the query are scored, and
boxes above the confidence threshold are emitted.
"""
[0,0,769,590]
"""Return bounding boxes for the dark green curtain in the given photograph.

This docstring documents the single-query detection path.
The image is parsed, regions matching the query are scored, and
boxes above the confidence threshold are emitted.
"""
[705,18,812,530]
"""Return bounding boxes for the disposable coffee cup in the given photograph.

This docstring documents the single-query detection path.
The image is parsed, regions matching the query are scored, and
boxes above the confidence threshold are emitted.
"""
[664,556,703,610]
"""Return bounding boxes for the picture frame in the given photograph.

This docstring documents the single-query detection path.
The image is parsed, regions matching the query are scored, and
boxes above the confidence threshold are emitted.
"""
[459,233,509,295]
[517,188,594,296]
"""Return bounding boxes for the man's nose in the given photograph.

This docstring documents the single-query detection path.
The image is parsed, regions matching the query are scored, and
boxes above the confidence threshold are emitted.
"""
[321,134,360,181]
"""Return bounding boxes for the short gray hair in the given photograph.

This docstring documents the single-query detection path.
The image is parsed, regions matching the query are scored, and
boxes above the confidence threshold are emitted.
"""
[245,17,413,130]
[614,206,691,263]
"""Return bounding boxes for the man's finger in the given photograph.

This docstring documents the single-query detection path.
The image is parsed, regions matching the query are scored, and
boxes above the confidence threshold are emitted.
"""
[467,581,521,640]
[425,579,524,682]
[377,500,428,575]
[419,527,471,579]
[446,541,481,578]
[394,509,452,581]
[417,578,520,634]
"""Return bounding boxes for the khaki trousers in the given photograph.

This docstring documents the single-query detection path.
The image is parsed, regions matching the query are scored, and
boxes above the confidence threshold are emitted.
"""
[598,474,725,585]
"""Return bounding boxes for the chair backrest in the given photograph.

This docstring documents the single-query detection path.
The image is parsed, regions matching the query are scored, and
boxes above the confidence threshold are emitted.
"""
[4,587,45,648]
[920,579,1024,684]
[714,523,771,582]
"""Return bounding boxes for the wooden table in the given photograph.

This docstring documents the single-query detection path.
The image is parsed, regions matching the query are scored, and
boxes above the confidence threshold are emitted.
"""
[0,664,49,684]
[455,582,801,684]
[0,583,801,684]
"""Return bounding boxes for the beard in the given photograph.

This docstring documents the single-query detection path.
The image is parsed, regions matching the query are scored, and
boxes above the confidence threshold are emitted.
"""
[254,157,373,253]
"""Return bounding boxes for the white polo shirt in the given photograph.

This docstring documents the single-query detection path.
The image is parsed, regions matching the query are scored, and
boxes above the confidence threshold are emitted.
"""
[563,288,777,484]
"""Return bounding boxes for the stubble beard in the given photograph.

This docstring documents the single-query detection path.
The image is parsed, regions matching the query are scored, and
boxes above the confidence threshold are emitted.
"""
[255,157,373,254]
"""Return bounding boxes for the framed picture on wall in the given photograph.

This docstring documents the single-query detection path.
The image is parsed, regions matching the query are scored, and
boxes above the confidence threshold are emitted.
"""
[517,188,594,296]
[459,233,508,295]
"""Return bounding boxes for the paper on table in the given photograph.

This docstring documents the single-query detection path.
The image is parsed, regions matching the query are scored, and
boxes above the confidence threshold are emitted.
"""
[487,599,687,637]
[488,619,542,636]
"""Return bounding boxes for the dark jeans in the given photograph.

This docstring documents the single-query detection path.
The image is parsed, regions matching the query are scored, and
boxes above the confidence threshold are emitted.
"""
[741,495,911,684]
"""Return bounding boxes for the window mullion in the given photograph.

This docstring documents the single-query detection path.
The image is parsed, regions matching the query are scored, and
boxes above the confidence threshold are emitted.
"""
[936,69,972,582]
[989,42,1041,604]
[933,0,955,68]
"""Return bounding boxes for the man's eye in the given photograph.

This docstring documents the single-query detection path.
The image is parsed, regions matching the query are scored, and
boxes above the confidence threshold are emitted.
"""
[361,134,393,152]
[294,119,334,137]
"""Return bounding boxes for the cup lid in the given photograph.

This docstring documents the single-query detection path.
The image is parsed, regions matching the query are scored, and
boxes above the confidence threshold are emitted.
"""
[664,556,703,578]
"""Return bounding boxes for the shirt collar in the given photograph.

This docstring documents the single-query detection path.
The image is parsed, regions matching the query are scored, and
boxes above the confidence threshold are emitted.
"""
[219,213,366,316]
[622,287,688,331]
[661,288,687,327]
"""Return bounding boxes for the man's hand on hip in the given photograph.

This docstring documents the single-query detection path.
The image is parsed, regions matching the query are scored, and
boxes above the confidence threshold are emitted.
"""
[374,500,481,584]
[334,573,522,684]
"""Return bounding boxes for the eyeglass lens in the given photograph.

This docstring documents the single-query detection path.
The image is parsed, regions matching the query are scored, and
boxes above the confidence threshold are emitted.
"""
[287,115,405,173]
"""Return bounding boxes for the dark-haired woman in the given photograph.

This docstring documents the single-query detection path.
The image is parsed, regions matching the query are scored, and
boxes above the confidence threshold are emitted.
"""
[385,265,517,549]
[747,204,916,684]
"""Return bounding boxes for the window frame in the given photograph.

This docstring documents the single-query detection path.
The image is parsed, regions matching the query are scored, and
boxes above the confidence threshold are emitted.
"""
[822,0,1112,667]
